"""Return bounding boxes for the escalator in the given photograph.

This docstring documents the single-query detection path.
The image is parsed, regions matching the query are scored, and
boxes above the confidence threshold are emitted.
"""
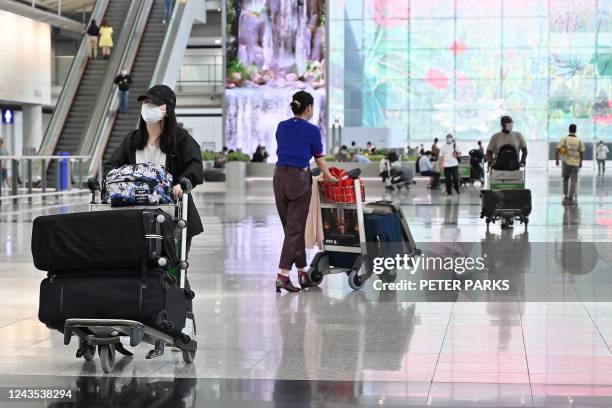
[41,0,199,184]
[45,0,131,184]
[102,0,167,162]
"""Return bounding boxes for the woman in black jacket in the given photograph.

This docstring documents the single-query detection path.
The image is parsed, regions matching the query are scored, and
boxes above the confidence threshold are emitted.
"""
[104,85,204,246]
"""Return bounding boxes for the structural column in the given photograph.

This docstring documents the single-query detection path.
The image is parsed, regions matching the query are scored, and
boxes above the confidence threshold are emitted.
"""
[22,104,43,154]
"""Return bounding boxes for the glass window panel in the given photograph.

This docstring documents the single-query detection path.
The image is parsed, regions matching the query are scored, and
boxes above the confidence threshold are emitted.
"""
[549,50,597,79]
[595,124,612,141]
[410,19,455,49]
[344,20,364,50]
[503,0,547,17]
[364,0,410,23]
[410,0,455,19]
[345,0,364,20]
[456,18,502,49]
[456,0,502,18]
[409,50,454,79]
[503,48,549,79]
[503,18,547,48]
[456,50,502,78]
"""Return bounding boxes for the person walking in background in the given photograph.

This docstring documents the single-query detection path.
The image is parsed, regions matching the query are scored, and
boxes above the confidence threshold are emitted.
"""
[273,91,337,293]
[98,20,113,59]
[252,145,269,163]
[431,137,440,159]
[556,124,585,206]
[85,19,99,59]
[163,0,174,24]
[0,138,11,190]
[114,68,132,114]
[596,141,609,176]
[439,134,461,196]
[477,140,484,156]
[349,141,359,155]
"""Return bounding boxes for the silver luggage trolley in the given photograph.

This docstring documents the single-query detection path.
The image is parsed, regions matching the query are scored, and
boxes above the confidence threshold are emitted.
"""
[62,178,197,373]
[307,169,373,290]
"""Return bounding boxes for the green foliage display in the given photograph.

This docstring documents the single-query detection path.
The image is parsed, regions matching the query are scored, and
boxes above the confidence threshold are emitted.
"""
[201,150,216,161]
[226,152,251,162]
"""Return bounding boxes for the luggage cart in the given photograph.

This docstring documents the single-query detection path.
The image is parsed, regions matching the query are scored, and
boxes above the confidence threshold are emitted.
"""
[307,169,374,290]
[63,178,197,373]
[480,168,531,230]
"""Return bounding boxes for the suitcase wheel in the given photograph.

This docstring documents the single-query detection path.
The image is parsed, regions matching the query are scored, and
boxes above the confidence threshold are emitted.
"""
[182,346,196,364]
[307,266,324,286]
[348,269,366,290]
[98,344,115,373]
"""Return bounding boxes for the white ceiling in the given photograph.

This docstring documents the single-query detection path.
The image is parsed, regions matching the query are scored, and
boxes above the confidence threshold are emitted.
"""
[33,0,94,13]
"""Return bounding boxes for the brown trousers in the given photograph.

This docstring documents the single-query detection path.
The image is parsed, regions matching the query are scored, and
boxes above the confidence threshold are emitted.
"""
[273,166,312,270]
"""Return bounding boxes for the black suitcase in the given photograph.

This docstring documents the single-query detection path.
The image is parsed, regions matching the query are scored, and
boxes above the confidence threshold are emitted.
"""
[480,189,532,219]
[39,268,187,336]
[32,209,176,273]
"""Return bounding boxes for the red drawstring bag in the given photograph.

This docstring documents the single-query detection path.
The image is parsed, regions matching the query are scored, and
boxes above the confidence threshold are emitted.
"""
[322,167,365,203]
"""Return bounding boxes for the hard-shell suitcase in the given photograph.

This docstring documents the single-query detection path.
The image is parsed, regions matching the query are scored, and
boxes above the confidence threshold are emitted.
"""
[32,209,176,273]
[39,268,187,336]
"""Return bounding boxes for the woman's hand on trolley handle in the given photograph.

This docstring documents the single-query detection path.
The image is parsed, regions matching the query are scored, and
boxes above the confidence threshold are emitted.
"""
[314,155,339,183]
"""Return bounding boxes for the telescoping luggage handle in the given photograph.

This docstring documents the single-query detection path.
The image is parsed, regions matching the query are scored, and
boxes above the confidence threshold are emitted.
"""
[178,177,192,289]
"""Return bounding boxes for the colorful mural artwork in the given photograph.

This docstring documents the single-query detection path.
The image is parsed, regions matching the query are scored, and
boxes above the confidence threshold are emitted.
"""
[329,0,612,141]
[224,0,327,161]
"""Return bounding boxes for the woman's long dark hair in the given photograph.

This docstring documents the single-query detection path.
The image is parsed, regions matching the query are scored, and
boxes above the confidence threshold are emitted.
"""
[131,107,179,155]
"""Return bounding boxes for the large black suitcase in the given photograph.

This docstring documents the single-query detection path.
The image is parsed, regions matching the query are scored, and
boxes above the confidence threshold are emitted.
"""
[39,268,187,336]
[480,189,532,219]
[32,209,176,273]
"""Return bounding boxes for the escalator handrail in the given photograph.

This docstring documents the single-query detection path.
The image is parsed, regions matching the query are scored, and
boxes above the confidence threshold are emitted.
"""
[79,0,154,177]
[149,0,188,88]
[38,0,110,157]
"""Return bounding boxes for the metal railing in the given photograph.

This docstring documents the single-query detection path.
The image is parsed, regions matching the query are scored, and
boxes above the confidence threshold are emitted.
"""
[0,155,90,203]
[177,63,223,94]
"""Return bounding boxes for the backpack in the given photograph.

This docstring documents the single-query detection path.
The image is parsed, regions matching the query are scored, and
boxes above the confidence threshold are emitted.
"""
[494,145,520,171]
[105,163,174,207]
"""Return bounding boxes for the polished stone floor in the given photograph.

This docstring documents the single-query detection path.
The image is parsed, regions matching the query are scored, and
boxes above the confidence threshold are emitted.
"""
[0,168,612,407]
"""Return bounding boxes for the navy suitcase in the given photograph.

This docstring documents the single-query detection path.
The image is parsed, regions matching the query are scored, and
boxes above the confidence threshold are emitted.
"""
[480,189,532,219]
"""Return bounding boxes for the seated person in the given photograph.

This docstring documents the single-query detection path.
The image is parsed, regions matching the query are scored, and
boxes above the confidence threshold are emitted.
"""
[335,145,350,162]
[486,116,527,170]
[353,153,371,163]
[418,151,440,188]
[251,145,269,163]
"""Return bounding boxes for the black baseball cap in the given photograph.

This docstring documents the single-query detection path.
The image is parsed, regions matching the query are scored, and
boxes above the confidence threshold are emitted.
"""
[137,85,176,110]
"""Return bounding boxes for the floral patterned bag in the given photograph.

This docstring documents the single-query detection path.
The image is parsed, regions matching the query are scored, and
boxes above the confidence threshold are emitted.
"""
[105,163,173,207]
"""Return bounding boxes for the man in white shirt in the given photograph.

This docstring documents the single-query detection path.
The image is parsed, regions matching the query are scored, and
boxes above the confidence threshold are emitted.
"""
[596,141,609,176]
[418,151,440,188]
[439,134,461,195]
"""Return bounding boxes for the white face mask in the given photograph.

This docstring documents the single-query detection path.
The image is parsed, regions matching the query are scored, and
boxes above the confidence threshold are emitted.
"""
[141,104,163,124]
[446,138,453,144]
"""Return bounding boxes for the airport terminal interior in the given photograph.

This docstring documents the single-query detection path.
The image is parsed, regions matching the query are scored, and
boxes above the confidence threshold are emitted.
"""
[1,0,612,407]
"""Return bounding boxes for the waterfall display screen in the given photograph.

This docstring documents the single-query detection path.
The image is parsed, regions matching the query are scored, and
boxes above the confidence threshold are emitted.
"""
[224,0,327,161]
